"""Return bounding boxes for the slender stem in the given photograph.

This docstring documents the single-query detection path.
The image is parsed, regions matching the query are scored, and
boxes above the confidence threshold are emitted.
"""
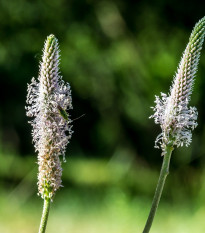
[142,146,173,233]
[38,198,51,233]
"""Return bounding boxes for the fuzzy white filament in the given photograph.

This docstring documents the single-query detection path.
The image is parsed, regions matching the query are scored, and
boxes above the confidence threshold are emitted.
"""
[150,17,205,154]
[26,35,72,199]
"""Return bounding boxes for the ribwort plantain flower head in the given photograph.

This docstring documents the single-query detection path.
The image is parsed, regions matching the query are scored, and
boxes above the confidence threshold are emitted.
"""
[26,35,73,199]
[150,17,205,154]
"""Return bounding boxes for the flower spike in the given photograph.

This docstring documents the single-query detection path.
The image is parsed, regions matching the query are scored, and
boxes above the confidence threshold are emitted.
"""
[144,18,205,233]
[26,35,73,200]
[150,17,205,154]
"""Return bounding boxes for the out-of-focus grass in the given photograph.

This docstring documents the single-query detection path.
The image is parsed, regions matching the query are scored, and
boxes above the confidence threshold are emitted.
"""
[1,187,205,233]
[0,152,205,233]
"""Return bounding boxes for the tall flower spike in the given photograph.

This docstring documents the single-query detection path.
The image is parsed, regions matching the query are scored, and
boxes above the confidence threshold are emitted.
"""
[150,17,205,154]
[26,35,73,200]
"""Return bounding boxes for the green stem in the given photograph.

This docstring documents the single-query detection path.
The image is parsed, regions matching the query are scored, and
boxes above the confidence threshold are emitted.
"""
[38,198,51,233]
[142,146,173,233]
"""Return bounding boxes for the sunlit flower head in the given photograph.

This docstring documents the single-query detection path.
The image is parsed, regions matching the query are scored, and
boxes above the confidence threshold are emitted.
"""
[150,17,205,154]
[26,35,73,199]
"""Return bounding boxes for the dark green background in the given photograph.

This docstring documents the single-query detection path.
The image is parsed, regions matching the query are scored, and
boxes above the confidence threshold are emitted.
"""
[0,0,205,232]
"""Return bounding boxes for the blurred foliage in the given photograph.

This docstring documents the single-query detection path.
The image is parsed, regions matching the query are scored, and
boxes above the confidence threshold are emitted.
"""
[1,152,205,232]
[0,0,205,164]
[1,0,205,232]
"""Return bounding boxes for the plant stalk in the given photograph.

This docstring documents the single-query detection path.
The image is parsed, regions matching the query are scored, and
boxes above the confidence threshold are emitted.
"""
[38,198,51,233]
[142,145,173,233]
